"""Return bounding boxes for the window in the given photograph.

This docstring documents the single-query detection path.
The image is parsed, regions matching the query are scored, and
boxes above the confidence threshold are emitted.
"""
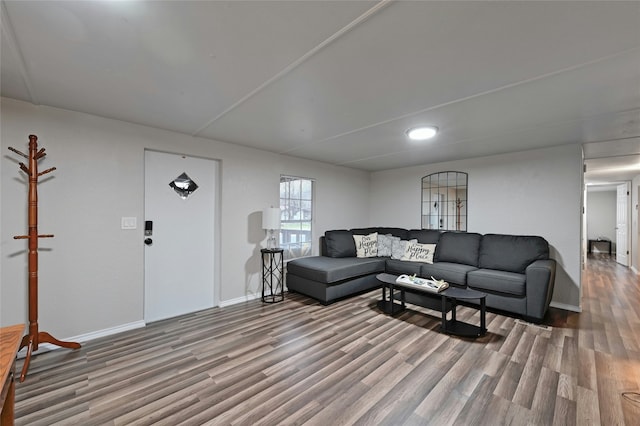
[280,176,314,260]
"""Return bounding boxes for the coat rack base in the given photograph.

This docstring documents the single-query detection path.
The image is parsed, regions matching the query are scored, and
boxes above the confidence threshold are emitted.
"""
[19,331,80,382]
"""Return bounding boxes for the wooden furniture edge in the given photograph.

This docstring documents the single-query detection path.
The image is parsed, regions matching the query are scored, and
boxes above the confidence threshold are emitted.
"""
[1,324,26,425]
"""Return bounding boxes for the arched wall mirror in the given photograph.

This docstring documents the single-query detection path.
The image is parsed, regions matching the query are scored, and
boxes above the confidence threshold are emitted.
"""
[421,172,468,231]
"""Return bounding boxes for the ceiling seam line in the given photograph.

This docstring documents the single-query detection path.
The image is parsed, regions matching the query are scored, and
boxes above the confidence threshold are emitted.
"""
[281,45,640,155]
[279,109,640,158]
[585,153,640,162]
[334,113,640,167]
[191,0,394,137]
[1,1,39,104]
[585,136,640,145]
[334,142,579,169]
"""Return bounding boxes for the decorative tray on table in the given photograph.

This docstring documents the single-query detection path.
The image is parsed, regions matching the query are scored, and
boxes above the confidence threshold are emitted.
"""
[395,274,449,293]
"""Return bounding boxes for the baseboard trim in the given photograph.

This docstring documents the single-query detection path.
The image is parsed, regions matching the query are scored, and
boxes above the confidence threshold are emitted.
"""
[18,290,288,357]
[550,301,582,313]
[17,320,146,358]
[218,287,290,307]
[631,266,639,275]
[218,292,262,307]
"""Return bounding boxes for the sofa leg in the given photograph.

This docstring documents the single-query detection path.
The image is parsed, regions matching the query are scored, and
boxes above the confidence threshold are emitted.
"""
[522,315,543,324]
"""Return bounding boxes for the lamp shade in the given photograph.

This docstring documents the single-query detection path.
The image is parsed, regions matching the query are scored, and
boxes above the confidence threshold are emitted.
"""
[262,207,281,230]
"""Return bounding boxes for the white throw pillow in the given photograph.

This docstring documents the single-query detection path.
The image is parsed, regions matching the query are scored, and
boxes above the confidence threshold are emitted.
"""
[353,232,378,258]
[401,242,436,263]
[391,238,417,260]
[377,234,394,257]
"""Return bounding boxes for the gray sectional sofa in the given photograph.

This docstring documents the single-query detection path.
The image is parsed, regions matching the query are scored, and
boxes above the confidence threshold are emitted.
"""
[286,227,556,323]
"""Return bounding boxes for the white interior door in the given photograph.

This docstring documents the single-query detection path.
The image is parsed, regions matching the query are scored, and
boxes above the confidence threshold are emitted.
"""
[616,182,630,266]
[144,150,217,322]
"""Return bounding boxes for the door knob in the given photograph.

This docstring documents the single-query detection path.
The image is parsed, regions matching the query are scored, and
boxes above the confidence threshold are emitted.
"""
[144,238,153,246]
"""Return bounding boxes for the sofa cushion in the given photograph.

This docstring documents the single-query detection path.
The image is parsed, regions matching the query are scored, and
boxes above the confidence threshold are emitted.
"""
[353,233,378,258]
[407,229,442,244]
[353,227,409,239]
[467,269,526,297]
[351,227,377,235]
[479,234,549,274]
[385,259,424,276]
[325,230,356,258]
[401,242,436,263]
[420,262,477,286]
[287,256,386,284]
[435,232,482,266]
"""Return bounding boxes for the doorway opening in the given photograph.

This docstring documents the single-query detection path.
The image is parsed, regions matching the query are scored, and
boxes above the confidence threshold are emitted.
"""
[585,182,631,266]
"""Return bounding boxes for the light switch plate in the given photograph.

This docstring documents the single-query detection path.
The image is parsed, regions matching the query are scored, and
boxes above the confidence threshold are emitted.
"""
[121,217,137,230]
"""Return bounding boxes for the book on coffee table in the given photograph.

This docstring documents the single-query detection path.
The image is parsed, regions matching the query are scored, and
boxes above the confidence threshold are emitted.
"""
[395,274,449,293]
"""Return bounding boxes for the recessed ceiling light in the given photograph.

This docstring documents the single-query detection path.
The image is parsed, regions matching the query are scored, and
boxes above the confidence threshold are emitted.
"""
[406,126,438,141]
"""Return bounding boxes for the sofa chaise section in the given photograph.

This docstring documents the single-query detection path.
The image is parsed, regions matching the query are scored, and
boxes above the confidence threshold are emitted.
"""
[286,256,386,304]
[286,229,402,304]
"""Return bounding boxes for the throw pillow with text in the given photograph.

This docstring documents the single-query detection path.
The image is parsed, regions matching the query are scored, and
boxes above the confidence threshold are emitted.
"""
[401,242,436,263]
[353,232,378,258]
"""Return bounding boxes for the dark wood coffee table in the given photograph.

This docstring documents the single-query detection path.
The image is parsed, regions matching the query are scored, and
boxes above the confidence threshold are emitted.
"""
[376,273,487,337]
[439,287,487,337]
[377,272,448,314]
[376,273,406,315]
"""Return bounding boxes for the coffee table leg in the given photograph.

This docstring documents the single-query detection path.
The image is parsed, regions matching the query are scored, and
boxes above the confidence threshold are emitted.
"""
[441,295,447,331]
[480,297,486,335]
[451,298,457,322]
[390,283,395,314]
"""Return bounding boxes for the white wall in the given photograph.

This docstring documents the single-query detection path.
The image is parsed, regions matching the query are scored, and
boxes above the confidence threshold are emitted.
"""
[370,144,583,311]
[586,190,616,252]
[1,98,371,338]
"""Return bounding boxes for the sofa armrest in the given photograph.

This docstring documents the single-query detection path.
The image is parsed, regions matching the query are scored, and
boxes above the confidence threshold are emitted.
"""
[525,259,556,321]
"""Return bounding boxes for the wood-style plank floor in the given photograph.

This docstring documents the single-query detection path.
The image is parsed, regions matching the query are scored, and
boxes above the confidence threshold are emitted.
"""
[14,254,640,425]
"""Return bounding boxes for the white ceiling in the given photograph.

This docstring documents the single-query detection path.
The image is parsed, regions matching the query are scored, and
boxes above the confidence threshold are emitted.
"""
[2,1,640,177]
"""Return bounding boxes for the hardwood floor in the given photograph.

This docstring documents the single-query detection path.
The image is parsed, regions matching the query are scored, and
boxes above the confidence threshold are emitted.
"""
[14,254,640,425]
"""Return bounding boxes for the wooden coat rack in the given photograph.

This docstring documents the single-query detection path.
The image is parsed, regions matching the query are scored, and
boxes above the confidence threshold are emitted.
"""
[8,135,80,382]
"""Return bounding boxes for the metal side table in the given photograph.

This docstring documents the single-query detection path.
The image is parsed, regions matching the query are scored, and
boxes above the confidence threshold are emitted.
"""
[261,248,284,303]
